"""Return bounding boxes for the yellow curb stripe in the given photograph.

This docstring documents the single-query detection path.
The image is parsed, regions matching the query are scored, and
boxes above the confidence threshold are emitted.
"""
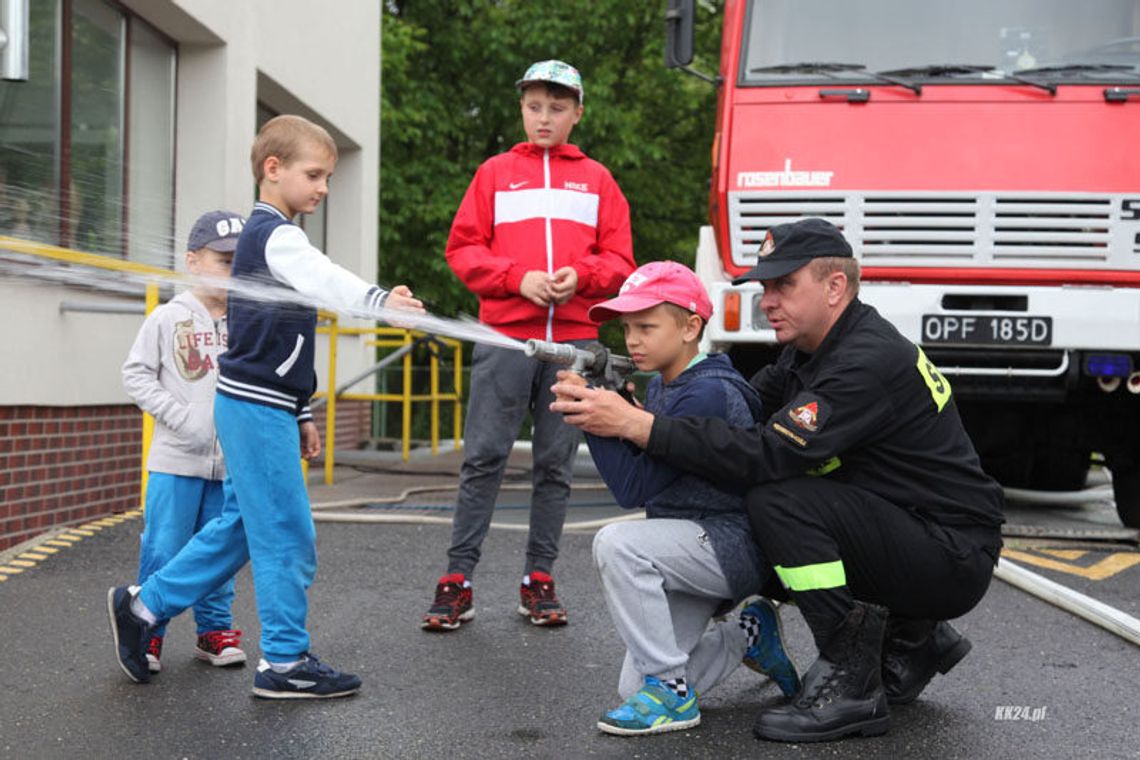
[19,552,49,560]
[1002,548,1140,581]
[45,539,75,547]
[0,566,24,574]
[67,529,96,537]
[1040,549,1088,561]
[0,574,7,581]
[88,519,120,527]
[8,559,36,568]
[31,546,58,554]
[78,524,104,532]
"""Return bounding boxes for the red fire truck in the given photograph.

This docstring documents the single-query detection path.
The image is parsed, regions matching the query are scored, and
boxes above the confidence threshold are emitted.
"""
[666,0,1140,527]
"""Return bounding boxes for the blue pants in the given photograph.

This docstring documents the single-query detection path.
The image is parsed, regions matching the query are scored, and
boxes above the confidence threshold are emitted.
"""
[137,473,234,637]
[139,394,317,661]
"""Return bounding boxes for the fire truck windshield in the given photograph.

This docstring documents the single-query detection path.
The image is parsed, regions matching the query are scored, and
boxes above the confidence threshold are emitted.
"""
[741,0,1140,86]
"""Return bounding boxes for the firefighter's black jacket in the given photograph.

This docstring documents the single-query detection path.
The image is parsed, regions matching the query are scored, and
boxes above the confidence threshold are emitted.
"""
[646,298,1005,533]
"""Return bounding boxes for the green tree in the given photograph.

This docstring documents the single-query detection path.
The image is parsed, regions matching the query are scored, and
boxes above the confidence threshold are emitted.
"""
[380,0,724,320]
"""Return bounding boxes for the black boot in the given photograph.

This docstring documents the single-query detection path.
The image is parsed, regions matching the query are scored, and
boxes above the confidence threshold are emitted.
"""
[882,619,971,704]
[753,602,890,743]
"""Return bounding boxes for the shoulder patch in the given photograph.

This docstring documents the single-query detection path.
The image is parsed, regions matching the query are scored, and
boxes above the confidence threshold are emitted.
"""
[787,401,819,432]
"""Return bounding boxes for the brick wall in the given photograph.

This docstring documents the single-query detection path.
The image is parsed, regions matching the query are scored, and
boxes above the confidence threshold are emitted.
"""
[310,400,372,452]
[0,400,373,552]
[0,405,143,552]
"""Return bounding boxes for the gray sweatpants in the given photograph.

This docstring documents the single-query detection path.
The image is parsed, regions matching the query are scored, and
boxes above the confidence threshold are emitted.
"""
[446,342,582,579]
[593,519,748,699]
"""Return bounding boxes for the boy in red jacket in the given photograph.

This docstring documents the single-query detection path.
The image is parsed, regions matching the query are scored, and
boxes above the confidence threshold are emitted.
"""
[423,60,635,631]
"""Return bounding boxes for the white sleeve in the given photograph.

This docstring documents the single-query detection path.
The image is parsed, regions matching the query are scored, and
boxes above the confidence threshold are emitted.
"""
[264,224,388,312]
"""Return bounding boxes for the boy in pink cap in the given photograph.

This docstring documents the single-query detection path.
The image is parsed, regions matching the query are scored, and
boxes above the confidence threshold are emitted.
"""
[560,261,799,736]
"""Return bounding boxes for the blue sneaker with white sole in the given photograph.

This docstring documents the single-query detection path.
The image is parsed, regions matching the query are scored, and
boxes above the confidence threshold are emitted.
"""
[741,597,801,697]
[252,653,362,699]
[598,676,700,736]
[107,585,153,684]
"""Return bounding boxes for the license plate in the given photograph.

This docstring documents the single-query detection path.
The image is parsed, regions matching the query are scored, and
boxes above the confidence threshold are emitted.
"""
[921,314,1053,346]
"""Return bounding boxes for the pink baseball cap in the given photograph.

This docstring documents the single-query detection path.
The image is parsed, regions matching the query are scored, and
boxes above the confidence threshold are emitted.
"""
[589,261,713,322]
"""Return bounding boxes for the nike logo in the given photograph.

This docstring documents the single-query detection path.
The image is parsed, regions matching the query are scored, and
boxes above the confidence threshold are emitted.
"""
[508,181,529,190]
[287,679,318,689]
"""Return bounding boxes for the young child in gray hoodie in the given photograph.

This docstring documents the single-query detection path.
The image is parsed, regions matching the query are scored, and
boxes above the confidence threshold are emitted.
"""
[121,210,248,674]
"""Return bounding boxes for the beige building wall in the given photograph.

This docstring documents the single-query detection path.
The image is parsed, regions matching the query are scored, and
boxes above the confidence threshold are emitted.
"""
[1,0,380,405]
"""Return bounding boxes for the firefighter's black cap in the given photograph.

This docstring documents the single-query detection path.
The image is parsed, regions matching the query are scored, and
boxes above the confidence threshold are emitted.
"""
[733,218,853,284]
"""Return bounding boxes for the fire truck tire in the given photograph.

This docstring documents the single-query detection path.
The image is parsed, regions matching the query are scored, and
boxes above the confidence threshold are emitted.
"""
[1110,467,1140,529]
[1029,450,1091,492]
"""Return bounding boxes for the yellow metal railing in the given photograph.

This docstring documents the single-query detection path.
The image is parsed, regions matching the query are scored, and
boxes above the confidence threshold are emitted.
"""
[0,235,461,497]
[1,235,176,507]
[314,312,464,484]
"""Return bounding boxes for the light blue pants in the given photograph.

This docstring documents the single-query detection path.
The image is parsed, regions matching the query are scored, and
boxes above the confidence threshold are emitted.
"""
[139,394,317,661]
[137,473,234,636]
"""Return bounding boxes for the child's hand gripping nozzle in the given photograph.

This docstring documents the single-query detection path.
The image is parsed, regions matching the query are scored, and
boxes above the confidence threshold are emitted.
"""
[524,339,637,403]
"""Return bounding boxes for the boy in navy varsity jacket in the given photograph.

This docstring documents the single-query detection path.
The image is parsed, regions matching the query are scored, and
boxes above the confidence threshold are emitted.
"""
[122,210,247,674]
[108,115,423,699]
[422,60,635,631]
[559,262,799,736]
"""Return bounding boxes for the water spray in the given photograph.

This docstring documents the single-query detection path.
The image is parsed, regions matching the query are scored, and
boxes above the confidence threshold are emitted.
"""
[0,233,524,352]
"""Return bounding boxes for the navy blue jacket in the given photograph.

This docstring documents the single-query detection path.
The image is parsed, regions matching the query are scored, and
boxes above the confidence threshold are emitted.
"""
[587,353,766,601]
[218,202,387,420]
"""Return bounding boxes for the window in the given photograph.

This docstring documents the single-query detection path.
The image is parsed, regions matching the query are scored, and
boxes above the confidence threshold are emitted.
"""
[0,0,176,267]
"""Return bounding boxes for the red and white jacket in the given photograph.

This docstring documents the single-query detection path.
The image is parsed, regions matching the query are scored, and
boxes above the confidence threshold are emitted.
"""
[445,142,635,341]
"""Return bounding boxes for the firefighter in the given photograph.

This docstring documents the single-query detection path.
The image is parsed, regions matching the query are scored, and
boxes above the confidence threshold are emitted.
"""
[551,217,1005,743]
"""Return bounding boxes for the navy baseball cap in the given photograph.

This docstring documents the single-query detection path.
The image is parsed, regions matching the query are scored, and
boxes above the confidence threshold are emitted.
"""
[187,210,246,253]
[733,218,853,283]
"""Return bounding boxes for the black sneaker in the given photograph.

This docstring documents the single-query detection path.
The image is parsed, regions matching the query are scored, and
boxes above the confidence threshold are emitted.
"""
[106,586,153,684]
[252,653,362,699]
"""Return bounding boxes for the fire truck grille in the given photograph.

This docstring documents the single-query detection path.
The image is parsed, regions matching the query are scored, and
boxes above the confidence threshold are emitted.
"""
[727,192,1119,269]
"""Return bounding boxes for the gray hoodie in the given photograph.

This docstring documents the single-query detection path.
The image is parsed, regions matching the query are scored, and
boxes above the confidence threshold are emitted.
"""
[122,291,227,480]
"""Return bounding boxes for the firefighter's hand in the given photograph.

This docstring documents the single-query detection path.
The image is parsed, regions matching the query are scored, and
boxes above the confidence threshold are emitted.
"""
[554,369,587,403]
[520,271,553,307]
[300,420,321,460]
[550,266,579,305]
[550,380,654,447]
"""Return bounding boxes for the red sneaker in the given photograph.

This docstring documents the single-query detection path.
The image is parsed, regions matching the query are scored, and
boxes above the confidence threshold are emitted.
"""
[421,573,474,631]
[518,572,568,626]
[146,635,163,673]
[194,629,247,667]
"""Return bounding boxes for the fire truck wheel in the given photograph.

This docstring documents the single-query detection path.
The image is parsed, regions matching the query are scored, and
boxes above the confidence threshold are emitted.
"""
[1110,466,1140,529]
[1029,450,1091,492]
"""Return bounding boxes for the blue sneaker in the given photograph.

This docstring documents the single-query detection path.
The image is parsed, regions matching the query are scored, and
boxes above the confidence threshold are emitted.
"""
[252,654,362,699]
[597,676,700,736]
[741,598,801,697]
[106,585,153,684]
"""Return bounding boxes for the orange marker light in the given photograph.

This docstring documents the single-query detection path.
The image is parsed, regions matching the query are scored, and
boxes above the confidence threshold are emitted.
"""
[723,291,741,331]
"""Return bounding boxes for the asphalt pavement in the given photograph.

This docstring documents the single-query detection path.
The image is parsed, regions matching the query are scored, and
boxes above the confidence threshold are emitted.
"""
[1,447,1137,760]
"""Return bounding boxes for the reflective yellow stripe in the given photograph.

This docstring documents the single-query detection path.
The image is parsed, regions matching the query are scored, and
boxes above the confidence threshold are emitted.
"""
[916,345,951,412]
[774,560,847,591]
[807,456,841,477]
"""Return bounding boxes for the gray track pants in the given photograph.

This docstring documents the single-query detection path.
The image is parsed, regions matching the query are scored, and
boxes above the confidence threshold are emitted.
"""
[446,342,582,578]
[593,519,748,699]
